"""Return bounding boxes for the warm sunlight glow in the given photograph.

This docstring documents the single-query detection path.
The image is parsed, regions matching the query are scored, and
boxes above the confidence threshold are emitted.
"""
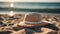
[9,2,14,16]
[9,11,14,16]
[10,3,14,8]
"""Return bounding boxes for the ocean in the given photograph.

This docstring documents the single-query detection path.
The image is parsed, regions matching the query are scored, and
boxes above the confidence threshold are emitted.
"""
[0,2,60,14]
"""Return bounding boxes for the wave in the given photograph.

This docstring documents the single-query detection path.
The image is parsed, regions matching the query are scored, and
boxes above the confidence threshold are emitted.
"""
[0,7,60,13]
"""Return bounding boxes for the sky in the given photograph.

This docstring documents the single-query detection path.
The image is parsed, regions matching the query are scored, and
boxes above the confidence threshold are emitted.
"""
[0,0,60,2]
